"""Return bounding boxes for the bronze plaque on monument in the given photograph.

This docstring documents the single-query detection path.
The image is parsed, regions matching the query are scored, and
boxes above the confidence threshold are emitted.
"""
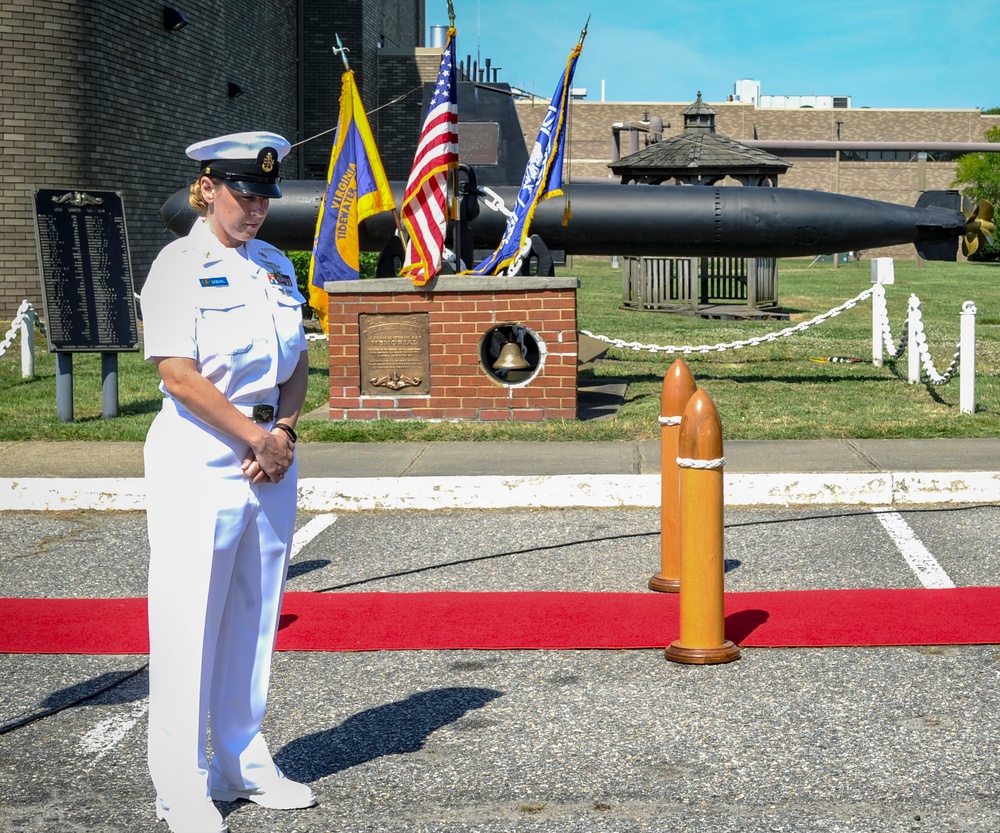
[359,313,430,396]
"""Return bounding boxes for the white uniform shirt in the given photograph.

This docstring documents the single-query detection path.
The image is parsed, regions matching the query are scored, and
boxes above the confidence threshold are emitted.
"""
[141,217,307,407]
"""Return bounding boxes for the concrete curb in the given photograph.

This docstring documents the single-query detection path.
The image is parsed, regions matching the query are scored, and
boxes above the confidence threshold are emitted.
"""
[3,471,999,512]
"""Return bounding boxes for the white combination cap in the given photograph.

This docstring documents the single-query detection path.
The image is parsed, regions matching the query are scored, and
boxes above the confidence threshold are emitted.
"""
[185,131,291,198]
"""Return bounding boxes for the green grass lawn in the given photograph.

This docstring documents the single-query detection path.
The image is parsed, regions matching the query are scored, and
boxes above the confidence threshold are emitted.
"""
[2,256,998,442]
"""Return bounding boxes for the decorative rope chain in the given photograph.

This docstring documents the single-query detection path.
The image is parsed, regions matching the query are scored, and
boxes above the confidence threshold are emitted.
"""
[0,300,45,359]
[584,285,966,389]
[900,295,962,386]
[580,287,876,355]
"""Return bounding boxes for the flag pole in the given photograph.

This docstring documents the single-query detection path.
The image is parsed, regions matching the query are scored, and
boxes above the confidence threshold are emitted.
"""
[446,0,460,270]
[336,33,407,259]
[333,33,351,69]
[561,16,589,226]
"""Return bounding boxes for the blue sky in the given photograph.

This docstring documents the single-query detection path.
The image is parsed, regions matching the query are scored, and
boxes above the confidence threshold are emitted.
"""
[435,0,1000,109]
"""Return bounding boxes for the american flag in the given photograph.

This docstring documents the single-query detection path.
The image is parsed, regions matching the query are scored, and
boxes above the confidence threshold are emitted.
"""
[399,26,458,286]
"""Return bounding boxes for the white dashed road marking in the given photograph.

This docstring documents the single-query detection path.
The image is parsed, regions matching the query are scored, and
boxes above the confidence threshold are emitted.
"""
[872,508,955,589]
[290,513,337,560]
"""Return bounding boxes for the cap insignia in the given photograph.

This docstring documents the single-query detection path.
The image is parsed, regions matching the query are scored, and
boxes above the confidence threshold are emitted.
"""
[261,151,276,173]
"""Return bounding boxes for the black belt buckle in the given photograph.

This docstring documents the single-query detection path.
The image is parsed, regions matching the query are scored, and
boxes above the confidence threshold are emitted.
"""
[251,404,275,423]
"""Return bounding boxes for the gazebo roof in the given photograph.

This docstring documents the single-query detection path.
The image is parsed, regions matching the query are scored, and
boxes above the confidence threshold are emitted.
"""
[610,132,790,174]
[609,92,791,184]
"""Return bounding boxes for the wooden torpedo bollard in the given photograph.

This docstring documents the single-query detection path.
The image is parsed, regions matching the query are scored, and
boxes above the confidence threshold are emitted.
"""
[664,389,741,665]
[648,359,697,593]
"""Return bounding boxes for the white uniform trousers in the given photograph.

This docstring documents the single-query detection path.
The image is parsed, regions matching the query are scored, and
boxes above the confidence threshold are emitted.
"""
[144,405,297,807]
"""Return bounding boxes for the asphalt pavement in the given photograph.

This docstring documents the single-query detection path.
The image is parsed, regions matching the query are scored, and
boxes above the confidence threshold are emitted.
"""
[2,437,1000,832]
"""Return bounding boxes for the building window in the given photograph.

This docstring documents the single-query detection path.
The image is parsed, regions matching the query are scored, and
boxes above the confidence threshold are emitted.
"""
[924,151,965,162]
[841,150,919,162]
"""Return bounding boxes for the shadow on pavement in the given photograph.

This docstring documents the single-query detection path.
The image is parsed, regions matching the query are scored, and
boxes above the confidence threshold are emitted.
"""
[276,686,504,781]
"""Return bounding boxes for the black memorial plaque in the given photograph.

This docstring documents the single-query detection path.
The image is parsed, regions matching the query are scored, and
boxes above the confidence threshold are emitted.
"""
[33,188,139,352]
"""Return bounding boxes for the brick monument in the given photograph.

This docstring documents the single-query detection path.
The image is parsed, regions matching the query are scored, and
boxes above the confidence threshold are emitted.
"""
[324,275,579,420]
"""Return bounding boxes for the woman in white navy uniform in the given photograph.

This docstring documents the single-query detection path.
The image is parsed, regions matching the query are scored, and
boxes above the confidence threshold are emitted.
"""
[141,132,316,833]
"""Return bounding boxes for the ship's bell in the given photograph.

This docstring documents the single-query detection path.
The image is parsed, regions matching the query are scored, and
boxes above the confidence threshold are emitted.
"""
[493,342,530,371]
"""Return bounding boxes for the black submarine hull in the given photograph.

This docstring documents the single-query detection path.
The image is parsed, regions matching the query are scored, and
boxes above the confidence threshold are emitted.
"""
[159,181,969,261]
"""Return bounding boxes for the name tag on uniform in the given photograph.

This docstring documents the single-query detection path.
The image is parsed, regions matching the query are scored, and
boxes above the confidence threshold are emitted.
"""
[200,277,229,287]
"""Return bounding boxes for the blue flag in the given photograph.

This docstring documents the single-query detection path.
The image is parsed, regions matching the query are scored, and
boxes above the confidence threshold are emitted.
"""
[309,70,395,331]
[472,33,585,276]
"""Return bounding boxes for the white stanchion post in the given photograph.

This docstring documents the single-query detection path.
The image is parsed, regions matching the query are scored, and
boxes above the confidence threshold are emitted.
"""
[871,283,884,367]
[870,258,893,367]
[960,301,977,414]
[21,303,35,379]
[907,295,920,384]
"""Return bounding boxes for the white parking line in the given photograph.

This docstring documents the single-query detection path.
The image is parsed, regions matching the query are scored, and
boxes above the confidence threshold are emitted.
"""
[873,508,955,589]
[289,514,337,560]
[79,700,148,761]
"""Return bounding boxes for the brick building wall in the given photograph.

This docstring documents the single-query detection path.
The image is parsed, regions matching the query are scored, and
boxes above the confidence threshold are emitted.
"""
[0,0,423,322]
[1,1,87,317]
[1,0,299,320]
[299,0,424,180]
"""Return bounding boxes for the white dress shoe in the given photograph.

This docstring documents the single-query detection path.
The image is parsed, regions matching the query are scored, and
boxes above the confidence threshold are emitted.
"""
[210,771,317,810]
[155,796,228,833]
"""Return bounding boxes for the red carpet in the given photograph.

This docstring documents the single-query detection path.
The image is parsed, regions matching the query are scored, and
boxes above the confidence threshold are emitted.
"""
[2,588,999,654]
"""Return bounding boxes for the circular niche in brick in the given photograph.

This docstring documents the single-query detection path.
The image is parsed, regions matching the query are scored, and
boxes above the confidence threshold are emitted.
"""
[479,324,541,386]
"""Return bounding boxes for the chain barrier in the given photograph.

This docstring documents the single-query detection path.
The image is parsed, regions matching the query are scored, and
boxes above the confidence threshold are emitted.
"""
[875,285,961,385]
[583,283,968,389]
[873,285,908,362]
[904,295,962,386]
[0,300,45,358]
[580,286,877,355]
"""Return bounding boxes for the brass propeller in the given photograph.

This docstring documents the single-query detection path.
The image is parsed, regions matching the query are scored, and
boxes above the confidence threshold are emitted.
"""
[962,196,995,258]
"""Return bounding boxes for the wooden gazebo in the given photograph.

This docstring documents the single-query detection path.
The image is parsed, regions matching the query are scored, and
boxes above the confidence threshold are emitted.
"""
[609,93,791,317]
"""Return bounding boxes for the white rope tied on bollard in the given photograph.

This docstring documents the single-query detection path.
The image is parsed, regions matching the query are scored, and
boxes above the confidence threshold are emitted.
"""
[651,358,699,595]
[676,456,726,470]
